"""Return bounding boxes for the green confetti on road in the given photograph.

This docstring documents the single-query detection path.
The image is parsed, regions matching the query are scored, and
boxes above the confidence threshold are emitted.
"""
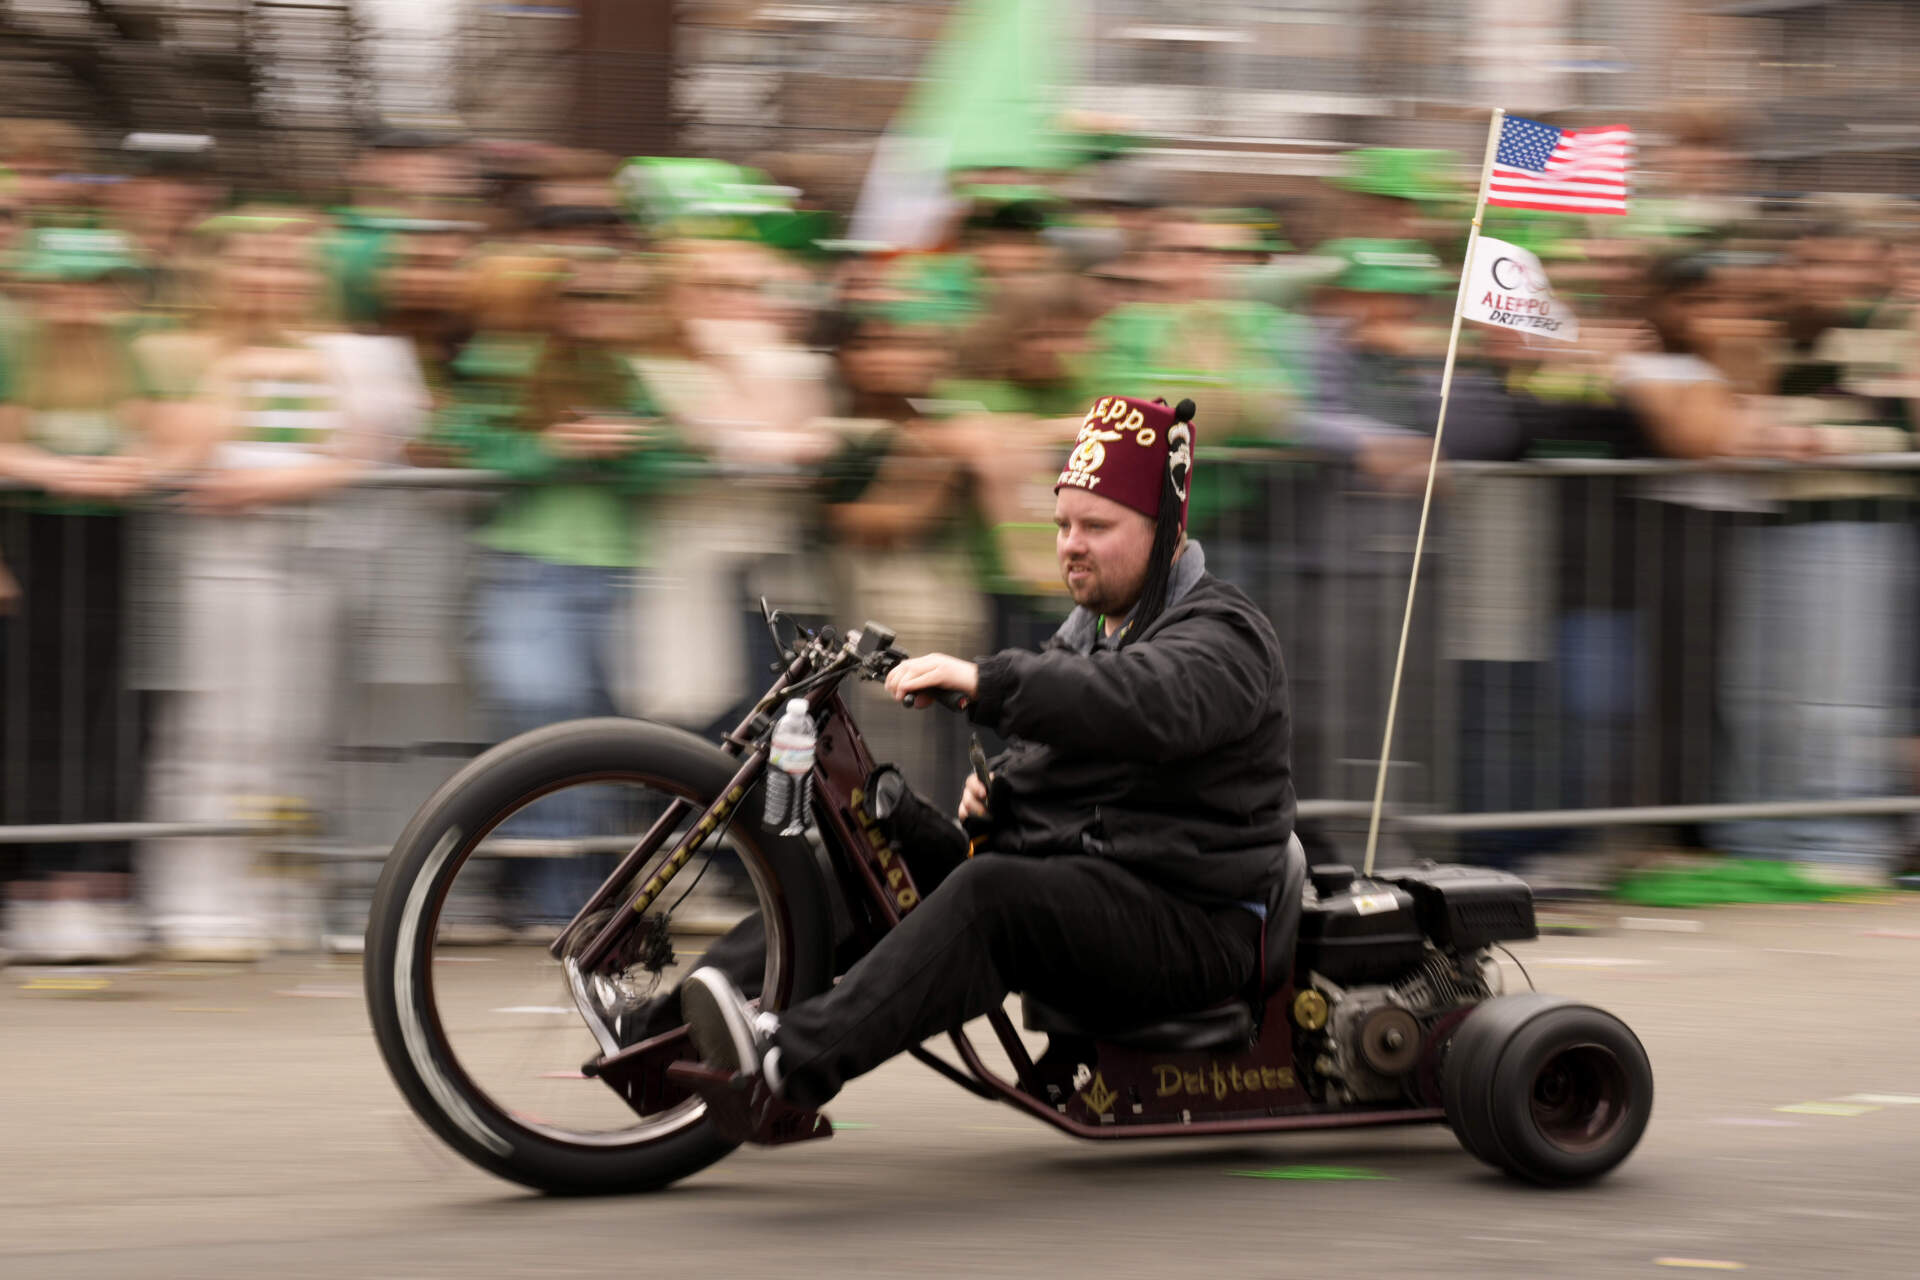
[1229,1165,1390,1181]
[830,1122,875,1130]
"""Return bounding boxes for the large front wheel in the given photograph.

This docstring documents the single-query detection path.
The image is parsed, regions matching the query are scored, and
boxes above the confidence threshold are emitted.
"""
[364,718,838,1194]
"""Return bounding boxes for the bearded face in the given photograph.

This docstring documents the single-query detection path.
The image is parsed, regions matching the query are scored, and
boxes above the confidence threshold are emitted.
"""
[1054,486,1158,617]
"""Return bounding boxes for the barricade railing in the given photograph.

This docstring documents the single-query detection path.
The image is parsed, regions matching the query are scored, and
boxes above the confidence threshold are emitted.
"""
[4,454,1919,872]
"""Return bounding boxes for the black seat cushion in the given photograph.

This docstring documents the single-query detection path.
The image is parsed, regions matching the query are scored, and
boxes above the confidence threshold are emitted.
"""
[1018,834,1309,1053]
[1022,994,1255,1052]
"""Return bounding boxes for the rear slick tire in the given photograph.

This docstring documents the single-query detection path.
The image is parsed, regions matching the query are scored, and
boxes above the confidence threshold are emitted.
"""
[1442,993,1568,1173]
[1442,994,1652,1186]
[364,717,837,1194]
[1486,1003,1653,1186]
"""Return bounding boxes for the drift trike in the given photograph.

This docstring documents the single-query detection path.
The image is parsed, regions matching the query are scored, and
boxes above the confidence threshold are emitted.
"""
[365,611,1652,1193]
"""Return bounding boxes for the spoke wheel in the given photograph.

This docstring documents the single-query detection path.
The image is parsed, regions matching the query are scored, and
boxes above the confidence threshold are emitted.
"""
[366,718,837,1194]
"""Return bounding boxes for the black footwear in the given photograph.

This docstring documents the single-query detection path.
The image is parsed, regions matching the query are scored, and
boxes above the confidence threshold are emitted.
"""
[681,967,774,1077]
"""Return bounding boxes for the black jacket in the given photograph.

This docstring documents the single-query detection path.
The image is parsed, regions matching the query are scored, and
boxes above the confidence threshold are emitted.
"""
[966,555,1293,907]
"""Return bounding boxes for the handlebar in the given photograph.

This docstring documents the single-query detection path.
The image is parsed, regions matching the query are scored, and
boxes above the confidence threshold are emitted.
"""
[774,616,973,714]
[893,686,969,713]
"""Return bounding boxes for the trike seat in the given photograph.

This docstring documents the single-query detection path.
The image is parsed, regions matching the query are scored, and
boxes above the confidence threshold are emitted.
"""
[1020,833,1308,1052]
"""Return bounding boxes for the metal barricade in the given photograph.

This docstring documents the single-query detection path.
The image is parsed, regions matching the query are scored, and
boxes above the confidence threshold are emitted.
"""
[5,455,1920,927]
[1164,452,1920,865]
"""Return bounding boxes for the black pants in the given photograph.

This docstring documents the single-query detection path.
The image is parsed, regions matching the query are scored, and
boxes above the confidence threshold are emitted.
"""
[0,511,140,886]
[621,781,981,1046]
[632,783,1260,1107]
[769,852,1261,1108]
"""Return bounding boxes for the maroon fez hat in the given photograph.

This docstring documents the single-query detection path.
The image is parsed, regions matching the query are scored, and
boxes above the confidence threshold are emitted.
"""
[1055,394,1196,529]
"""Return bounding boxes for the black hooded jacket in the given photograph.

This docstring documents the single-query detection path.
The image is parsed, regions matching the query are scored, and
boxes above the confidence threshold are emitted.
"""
[965,544,1294,907]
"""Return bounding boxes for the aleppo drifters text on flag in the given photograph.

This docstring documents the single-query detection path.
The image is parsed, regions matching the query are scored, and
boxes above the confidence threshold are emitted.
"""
[1488,115,1631,215]
[1462,236,1579,342]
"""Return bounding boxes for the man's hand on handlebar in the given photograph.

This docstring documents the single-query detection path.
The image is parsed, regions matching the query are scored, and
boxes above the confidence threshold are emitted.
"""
[884,653,979,711]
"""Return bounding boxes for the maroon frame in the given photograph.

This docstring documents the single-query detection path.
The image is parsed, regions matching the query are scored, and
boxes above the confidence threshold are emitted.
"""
[576,632,1453,1144]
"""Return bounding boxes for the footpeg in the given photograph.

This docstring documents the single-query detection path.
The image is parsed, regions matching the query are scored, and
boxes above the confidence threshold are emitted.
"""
[663,1062,833,1146]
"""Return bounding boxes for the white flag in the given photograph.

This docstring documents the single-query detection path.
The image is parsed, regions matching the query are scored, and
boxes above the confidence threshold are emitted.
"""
[1462,236,1578,343]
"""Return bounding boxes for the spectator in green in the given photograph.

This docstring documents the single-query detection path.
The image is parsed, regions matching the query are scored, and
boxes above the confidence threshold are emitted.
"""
[1083,207,1310,581]
[941,274,1095,419]
[815,300,988,799]
[1708,223,1914,886]
[106,132,225,321]
[140,208,403,961]
[331,215,480,406]
[933,275,1098,617]
[0,227,177,962]
[624,235,836,737]
[434,250,693,928]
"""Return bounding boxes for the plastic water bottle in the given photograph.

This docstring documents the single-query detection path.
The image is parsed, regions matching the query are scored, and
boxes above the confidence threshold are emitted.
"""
[763,698,816,835]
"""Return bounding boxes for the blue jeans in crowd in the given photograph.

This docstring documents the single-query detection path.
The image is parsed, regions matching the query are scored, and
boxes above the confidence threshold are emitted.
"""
[1456,609,1637,868]
[471,552,625,927]
[1711,520,1914,873]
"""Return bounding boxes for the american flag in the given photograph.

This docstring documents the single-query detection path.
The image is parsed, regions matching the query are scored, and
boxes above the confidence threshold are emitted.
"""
[1488,115,1632,215]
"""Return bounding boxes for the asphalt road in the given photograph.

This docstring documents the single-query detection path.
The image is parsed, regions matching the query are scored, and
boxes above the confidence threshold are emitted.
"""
[6,898,1920,1279]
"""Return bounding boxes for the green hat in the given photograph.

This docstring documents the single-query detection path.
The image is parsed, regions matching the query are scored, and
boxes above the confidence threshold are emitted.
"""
[1330,148,1458,205]
[616,156,801,245]
[614,156,845,253]
[1319,239,1453,294]
[754,207,838,255]
[12,226,145,282]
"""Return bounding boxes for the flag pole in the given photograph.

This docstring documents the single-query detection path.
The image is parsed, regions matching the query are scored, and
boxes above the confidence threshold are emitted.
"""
[1360,106,1507,880]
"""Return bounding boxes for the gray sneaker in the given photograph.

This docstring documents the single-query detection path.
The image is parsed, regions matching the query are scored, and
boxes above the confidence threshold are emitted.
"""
[681,967,774,1078]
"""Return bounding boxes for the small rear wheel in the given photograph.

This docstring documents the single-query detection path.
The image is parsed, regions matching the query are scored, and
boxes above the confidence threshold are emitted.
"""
[1442,993,1564,1172]
[1442,994,1652,1186]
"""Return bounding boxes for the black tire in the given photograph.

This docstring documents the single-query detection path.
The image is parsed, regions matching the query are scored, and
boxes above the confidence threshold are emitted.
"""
[1442,993,1568,1173]
[1486,1003,1652,1186]
[1442,994,1652,1185]
[364,717,838,1195]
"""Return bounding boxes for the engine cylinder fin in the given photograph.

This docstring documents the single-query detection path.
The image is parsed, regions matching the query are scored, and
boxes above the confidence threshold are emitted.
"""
[1391,948,1489,1011]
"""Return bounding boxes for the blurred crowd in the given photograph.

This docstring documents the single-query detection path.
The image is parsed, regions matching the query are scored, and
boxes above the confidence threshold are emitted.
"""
[5,104,1920,964]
